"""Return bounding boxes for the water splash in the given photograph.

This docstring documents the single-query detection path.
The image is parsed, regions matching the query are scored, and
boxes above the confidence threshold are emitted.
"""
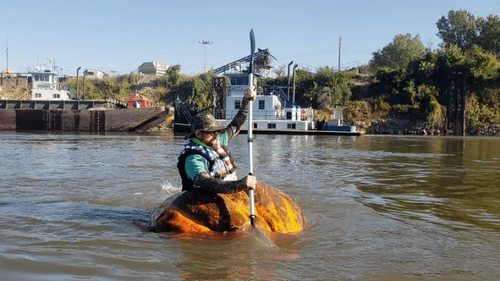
[161,180,181,195]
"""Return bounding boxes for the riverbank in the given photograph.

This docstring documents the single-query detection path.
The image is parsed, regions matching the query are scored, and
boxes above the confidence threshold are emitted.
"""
[355,118,500,136]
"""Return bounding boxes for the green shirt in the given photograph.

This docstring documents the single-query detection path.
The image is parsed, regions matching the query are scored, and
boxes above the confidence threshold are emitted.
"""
[184,131,230,180]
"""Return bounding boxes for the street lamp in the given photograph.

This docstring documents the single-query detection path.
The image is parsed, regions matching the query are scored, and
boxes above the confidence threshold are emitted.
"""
[287,61,294,100]
[199,40,214,72]
[292,64,298,103]
[82,69,88,100]
[76,66,81,99]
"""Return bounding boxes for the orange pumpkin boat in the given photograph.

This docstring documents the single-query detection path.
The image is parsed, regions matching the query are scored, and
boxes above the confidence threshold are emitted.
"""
[150,182,305,237]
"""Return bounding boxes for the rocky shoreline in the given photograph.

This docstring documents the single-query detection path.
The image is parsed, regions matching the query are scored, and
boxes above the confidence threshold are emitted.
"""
[362,118,500,136]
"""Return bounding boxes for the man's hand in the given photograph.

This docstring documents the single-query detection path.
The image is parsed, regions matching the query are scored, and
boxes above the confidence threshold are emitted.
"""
[244,86,257,102]
[242,175,257,190]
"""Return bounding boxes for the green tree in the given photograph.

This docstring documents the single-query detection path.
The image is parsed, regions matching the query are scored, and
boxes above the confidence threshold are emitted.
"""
[371,67,407,103]
[370,33,426,70]
[189,72,215,111]
[407,52,437,86]
[477,15,500,56]
[343,100,371,127]
[466,94,498,134]
[272,65,286,78]
[436,10,480,50]
[304,67,351,109]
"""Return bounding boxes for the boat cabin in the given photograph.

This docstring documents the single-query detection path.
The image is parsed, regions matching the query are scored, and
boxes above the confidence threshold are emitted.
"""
[224,73,315,131]
[30,70,71,100]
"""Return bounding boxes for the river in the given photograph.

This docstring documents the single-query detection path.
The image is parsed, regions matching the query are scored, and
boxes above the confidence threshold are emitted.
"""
[0,132,498,280]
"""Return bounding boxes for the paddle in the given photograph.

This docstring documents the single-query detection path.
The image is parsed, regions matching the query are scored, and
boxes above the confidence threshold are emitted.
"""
[244,30,275,247]
[248,29,256,227]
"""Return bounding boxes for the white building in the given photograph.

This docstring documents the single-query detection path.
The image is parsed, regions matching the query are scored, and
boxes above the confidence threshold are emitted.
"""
[84,69,104,80]
[138,62,170,76]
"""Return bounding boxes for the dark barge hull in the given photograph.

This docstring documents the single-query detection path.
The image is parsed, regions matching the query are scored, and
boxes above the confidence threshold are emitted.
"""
[0,100,166,132]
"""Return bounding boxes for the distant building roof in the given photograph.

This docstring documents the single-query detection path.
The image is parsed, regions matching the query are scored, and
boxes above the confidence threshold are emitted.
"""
[84,69,104,79]
[1,69,14,75]
[138,62,170,76]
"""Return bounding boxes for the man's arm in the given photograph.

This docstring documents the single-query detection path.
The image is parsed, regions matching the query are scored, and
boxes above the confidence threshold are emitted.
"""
[226,87,256,140]
[185,155,256,193]
[193,173,253,194]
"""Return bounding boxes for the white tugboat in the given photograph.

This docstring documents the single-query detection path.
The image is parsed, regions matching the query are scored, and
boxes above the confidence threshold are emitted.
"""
[29,66,72,100]
[224,72,316,132]
[174,49,360,135]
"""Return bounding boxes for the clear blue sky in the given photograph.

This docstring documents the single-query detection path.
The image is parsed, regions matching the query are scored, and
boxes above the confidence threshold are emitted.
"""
[1,0,498,76]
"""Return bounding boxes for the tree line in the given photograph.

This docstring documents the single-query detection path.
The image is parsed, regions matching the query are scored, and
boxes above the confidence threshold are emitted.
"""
[357,10,499,135]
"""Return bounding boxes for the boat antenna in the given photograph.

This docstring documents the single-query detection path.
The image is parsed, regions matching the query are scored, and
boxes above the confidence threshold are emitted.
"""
[248,29,256,227]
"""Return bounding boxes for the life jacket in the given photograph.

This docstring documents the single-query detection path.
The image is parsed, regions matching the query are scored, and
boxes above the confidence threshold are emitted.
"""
[177,139,237,191]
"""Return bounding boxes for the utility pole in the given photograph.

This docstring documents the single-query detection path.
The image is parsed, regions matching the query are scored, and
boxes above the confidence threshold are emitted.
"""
[462,72,468,136]
[199,40,213,72]
[287,60,293,100]
[338,36,341,71]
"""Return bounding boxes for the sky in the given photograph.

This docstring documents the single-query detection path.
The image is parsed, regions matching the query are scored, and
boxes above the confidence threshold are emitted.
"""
[1,0,498,76]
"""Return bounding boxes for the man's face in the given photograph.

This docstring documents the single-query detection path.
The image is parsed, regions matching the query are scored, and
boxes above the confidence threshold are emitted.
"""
[195,130,218,146]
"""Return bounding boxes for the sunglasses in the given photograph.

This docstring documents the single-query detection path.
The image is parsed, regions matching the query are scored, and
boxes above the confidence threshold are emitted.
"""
[200,130,218,136]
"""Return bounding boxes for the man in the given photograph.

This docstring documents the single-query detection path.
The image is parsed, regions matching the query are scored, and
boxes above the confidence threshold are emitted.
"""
[177,87,257,194]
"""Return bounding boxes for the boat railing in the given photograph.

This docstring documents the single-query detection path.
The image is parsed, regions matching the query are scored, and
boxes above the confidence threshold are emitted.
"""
[105,97,128,108]
[33,82,56,90]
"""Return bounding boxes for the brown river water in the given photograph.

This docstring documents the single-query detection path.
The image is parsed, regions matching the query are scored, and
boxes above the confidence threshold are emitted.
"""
[0,132,498,280]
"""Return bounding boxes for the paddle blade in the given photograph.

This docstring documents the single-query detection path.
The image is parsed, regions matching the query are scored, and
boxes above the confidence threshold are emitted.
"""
[249,29,255,74]
[241,222,276,248]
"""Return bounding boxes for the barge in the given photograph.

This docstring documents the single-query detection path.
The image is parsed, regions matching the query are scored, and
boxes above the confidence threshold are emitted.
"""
[0,67,166,132]
[0,99,166,132]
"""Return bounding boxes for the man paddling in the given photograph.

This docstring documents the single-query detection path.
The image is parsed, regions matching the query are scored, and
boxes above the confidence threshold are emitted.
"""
[177,86,257,194]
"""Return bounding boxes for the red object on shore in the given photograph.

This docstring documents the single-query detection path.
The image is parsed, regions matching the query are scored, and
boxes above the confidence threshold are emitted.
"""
[128,92,153,108]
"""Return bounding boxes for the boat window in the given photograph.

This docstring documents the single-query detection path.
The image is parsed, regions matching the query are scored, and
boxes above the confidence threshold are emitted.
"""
[241,76,248,85]
[286,112,292,120]
[287,123,296,129]
[53,94,60,99]
[36,74,49,82]
[258,100,265,110]
[268,123,276,129]
[34,93,42,98]
[231,76,249,86]
[234,100,241,109]
[253,123,257,129]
